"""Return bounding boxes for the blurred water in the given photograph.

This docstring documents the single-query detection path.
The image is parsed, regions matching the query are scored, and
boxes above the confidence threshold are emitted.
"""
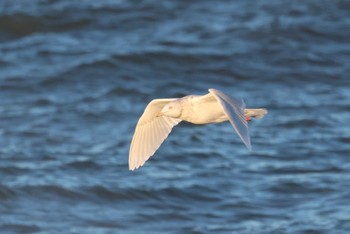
[1,0,350,233]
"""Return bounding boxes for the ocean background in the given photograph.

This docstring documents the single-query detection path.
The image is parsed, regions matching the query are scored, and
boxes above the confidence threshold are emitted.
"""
[1,0,350,233]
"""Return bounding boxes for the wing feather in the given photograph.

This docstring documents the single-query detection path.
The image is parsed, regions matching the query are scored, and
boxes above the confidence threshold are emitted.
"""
[149,120,155,152]
[129,99,182,170]
[208,89,252,151]
[135,127,144,167]
[140,128,148,166]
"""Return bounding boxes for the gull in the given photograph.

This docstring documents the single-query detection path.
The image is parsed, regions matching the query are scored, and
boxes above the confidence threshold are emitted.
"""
[129,88,267,170]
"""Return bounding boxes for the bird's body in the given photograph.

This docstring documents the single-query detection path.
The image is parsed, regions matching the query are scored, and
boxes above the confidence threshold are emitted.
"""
[129,88,267,170]
[172,94,227,124]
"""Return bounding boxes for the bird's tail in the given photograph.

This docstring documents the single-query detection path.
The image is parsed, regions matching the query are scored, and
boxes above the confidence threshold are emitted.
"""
[245,108,268,119]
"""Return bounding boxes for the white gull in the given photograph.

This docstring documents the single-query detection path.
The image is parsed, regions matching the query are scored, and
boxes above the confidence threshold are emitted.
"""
[129,88,267,170]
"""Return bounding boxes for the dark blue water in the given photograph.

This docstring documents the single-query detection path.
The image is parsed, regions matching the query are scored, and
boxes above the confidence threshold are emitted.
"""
[1,0,350,233]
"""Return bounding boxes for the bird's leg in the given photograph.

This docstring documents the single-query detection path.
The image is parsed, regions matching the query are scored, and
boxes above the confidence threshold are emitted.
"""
[245,116,252,122]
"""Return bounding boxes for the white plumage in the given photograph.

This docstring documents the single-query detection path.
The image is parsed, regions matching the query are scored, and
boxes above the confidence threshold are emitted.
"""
[129,88,267,170]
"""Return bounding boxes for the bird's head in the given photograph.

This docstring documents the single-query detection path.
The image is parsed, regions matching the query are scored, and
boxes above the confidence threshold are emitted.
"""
[159,101,182,118]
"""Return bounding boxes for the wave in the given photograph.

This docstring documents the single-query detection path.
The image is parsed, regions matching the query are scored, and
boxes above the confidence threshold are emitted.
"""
[83,184,222,203]
[0,13,91,41]
[0,166,31,176]
[0,14,41,39]
[0,185,16,200]
[266,180,336,195]
[1,184,220,203]
[273,119,325,128]
[256,166,344,176]
[64,160,101,170]
[0,224,41,233]
[19,185,85,200]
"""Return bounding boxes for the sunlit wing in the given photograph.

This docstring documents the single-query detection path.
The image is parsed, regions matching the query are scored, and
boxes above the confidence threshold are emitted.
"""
[208,88,252,151]
[129,99,182,170]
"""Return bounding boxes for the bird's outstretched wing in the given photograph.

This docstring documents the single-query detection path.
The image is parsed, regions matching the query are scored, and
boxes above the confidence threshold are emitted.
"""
[129,99,182,170]
[208,89,252,151]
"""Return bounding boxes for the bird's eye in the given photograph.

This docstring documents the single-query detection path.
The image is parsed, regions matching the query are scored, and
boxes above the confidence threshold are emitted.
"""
[169,106,173,110]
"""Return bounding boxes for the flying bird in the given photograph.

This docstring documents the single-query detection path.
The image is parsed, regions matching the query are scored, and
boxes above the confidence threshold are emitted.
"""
[129,88,267,170]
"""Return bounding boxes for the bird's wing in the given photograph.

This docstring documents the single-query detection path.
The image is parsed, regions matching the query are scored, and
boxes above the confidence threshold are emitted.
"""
[208,89,252,151]
[129,98,182,170]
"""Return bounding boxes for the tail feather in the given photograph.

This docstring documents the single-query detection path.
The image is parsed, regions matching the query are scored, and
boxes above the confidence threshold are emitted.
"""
[245,108,268,119]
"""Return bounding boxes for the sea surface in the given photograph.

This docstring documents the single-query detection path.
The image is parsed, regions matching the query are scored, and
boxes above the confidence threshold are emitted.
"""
[1,0,350,233]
